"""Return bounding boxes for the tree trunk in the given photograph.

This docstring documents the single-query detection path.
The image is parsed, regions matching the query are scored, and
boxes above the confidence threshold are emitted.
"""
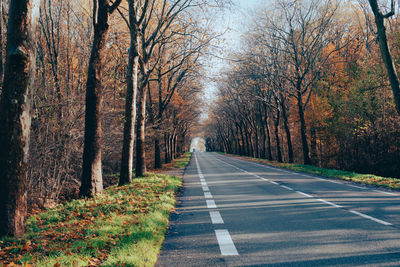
[0,0,36,237]
[368,0,400,115]
[310,126,317,165]
[297,89,311,164]
[261,125,266,159]
[0,1,3,89]
[239,125,246,156]
[281,98,294,163]
[80,0,114,197]
[119,25,139,185]
[254,125,259,158]
[266,119,273,160]
[274,109,283,162]
[135,82,147,177]
[164,133,169,163]
[154,135,162,169]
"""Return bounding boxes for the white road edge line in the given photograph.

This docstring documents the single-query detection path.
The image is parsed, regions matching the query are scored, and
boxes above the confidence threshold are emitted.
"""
[210,211,224,224]
[215,229,239,256]
[350,210,393,226]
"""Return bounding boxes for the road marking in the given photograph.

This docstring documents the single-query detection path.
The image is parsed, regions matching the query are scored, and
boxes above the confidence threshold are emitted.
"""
[374,190,398,196]
[349,210,393,226]
[326,180,342,184]
[281,185,293,191]
[206,199,217,208]
[202,185,210,192]
[210,211,224,224]
[215,230,239,256]
[215,155,396,227]
[204,192,213,198]
[296,191,313,198]
[199,174,204,179]
[317,198,343,208]
[201,181,207,187]
[348,184,365,189]
[200,178,206,182]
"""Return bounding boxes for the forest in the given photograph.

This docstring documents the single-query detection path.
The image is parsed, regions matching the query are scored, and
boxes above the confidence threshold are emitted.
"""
[0,0,218,238]
[204,0,400,181]
[0,0,399,244]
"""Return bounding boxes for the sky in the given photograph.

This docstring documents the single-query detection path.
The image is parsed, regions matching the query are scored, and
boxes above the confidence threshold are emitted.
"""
[200,0,266,118]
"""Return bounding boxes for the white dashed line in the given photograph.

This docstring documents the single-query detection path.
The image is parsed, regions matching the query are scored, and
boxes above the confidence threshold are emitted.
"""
[206,199,217,208]
[215,230,239,255]
[210,211,224,224]
[316,198,343,208]
[204,192,213,199]
[214,155,396,227]
[348,184,365,189]
[296,191,313,198]
[374,190,398,196]
[349,210,393,226]
[281,185,293,191]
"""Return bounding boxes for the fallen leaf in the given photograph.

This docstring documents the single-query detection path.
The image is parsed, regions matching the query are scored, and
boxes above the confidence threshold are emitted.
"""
[22,240,31,251]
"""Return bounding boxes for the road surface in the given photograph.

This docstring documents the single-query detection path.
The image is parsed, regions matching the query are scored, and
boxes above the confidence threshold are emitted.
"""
[157,152,400,266]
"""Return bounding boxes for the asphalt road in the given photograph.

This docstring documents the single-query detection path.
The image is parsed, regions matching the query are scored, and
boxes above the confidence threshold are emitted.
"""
[156,152,400,266]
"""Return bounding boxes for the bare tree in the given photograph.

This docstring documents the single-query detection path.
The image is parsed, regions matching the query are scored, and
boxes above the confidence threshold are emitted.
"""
[80,0,122,197]
[262,0,340,164]
[368,0,400,115]
[118,0,148,185]
[0,0,38,237]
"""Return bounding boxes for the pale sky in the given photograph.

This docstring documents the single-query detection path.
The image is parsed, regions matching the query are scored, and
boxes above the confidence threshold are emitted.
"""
[200,0,266,118]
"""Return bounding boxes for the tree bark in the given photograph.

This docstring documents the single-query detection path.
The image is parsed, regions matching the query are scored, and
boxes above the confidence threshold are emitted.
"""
[81,0,121,197]
[261,125,266,159]
[281,98,294,163]
[297,89,311,164]
[119,23,139,185]
[274,108,283,162]
[154,136,162,168]
[135,82,147,177]
[266,118,273,160]
[368,0,400,115]
[0,1,3,89]
[0,0,36,237]
[310,126,317,165]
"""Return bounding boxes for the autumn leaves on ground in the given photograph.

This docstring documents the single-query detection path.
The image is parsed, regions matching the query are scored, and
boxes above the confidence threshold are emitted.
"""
[0,154,189,266]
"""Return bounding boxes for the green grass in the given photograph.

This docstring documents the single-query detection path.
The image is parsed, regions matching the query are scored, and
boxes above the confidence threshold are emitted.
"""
[0,173,182,266]
[170,152,192,169]
[220,153,400,190]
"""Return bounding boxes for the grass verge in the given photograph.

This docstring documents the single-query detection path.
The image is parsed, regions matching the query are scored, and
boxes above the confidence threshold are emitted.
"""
[220,153,400,190]
[0,173,182,266]
[161,152,192,170]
